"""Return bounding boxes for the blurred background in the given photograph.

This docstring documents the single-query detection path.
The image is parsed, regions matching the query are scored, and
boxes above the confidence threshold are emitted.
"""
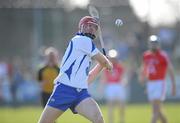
[0,0,180,123]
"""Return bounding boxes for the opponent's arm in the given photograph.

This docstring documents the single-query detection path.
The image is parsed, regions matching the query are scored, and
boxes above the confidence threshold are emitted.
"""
[168,61,176,96]
[139,63,146,85]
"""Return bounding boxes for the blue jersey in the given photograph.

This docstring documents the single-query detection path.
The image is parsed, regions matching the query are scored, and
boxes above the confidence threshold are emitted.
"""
[55,34,100,89]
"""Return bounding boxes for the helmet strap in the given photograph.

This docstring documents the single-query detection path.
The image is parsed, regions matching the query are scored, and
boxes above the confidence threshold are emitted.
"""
[77,32,96,40]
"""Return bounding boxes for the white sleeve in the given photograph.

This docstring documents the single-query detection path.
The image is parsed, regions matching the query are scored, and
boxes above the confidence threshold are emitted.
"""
[78,39,100,57]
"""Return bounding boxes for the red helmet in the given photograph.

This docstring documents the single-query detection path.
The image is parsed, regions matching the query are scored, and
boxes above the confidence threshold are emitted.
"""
[78,16,99,29]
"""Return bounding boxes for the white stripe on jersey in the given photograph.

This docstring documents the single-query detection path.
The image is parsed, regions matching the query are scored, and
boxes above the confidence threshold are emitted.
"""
[55,34,100,89]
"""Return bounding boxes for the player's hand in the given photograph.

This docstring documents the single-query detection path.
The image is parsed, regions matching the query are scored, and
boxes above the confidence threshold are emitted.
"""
[106,60,113,71]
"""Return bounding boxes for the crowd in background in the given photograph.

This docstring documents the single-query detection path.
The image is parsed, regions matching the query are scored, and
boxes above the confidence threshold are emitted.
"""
[0,57,40,106]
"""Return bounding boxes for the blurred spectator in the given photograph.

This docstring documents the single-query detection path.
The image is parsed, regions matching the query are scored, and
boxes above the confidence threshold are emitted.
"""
[16,68,40,104]
[10,57,26,106]
[116,41,129,61]
[158,28,176,55]
[0,58,12,104]
[174,42,180,63]
[127,32,140,63]
[37,47,60,107]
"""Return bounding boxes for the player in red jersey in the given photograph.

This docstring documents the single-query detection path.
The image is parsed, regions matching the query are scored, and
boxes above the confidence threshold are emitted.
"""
[139,35,176,123]
[100,49,127,123]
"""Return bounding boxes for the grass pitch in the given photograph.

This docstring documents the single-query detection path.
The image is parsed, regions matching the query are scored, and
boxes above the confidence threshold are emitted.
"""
[0,103,179,123]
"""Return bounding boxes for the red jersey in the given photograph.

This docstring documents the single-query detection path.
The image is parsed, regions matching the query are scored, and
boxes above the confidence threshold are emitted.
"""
[142,50,169,81]
[104,62,124,83]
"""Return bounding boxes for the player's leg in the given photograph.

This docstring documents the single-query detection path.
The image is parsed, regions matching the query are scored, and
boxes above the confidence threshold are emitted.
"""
[107,100,114,123]
[157,102,167,123]
[119,101,125,123]
[151,100,159,123]
[38,106,64,123]
[41,92,58,123]
[39,83,75,123]
[151,100,167,123]
[105,84,116,123]
[118,85,126,123]
[147,81,166,123]
[41,92,51,107]
[75,97,105,123]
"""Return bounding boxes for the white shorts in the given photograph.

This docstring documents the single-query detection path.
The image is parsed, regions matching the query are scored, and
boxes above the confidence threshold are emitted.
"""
[105,83,126,101]
[147,80,166,102]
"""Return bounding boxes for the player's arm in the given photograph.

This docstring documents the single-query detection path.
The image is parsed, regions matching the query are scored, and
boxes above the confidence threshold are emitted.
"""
[119,64,128,86]
[92,52,113,70]
[139,62,146,85]
[97,69,106,95]
[88,52,113,84]
[167,61,176,96]
[121,72,128,86]
[88,63,103,85]
[79,39,112,70]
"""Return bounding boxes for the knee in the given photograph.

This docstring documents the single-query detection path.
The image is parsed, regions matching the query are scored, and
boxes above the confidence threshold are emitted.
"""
[152,112,159,119]
[93,115,104,123]
[38,118,52,123]
[38,119,45,123]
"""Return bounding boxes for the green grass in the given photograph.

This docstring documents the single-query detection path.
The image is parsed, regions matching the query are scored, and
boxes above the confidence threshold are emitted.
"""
[0,103,180,123]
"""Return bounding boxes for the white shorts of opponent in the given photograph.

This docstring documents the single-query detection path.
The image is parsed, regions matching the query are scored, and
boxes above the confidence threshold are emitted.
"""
[105,83,126,102]
[147,80,166,102]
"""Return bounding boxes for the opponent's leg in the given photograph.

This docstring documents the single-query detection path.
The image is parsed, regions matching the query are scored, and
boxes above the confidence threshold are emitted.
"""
[75,97,104,123]
[119,101,125,123]
[38,106,64,123]
[151,100,160,123]
[107,101,114,123]
[151,100,167,123]
[158,103,167,123]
